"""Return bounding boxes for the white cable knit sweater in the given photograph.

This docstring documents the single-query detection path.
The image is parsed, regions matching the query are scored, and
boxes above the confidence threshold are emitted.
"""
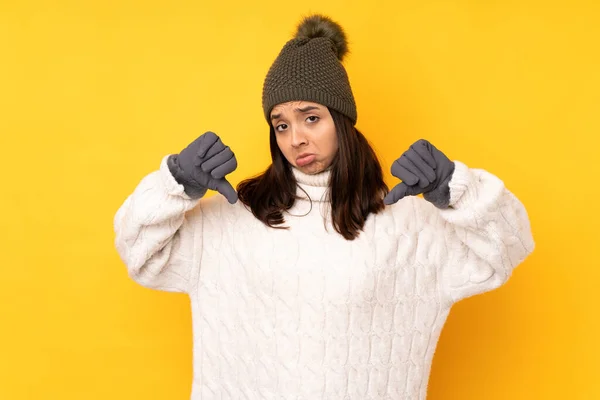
[114,155,534,399]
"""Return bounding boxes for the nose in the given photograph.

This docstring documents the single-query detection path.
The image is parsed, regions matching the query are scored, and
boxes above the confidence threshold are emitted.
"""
[290,126,307,148]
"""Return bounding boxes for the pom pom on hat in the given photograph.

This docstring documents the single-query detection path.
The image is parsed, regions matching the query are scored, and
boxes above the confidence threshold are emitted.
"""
[262,14,358,124]
[295,14,349,61]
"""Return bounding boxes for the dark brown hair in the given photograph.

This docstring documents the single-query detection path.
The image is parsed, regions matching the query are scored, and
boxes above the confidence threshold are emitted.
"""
[237,108,389,240]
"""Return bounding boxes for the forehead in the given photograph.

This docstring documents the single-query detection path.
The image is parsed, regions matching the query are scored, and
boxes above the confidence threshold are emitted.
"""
[271,100,322,114]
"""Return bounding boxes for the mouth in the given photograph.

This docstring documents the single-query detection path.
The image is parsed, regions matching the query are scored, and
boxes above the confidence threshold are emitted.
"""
[296,153,316,167]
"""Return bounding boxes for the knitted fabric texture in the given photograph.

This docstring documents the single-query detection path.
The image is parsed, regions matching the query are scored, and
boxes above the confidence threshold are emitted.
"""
[114,156,535,399]
[262,36,357,124]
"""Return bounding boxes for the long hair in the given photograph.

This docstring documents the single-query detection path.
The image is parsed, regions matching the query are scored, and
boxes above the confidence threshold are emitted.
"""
[237,108,389,240]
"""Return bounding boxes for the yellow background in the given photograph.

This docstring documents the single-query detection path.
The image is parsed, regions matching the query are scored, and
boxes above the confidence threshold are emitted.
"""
[1,0,598,398]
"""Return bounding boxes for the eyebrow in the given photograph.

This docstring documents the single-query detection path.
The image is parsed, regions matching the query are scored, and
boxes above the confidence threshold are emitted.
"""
[270,105,321,121]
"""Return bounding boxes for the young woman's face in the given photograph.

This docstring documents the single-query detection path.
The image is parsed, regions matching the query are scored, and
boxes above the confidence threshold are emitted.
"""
[270,101,338,175]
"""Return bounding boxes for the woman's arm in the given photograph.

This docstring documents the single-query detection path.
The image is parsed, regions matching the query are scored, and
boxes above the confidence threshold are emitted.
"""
[417,160,535,304]
[113,155,203,294]
[113,131,238,293]
[385,140,534,304]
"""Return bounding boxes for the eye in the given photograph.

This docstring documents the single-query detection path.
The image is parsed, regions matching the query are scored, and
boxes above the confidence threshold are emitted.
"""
[307,116,320,123]
[276,123,288,132]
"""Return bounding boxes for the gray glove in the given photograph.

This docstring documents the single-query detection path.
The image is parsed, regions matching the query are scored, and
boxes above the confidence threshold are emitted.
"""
[167,131,238,203]
[383,139,455,209]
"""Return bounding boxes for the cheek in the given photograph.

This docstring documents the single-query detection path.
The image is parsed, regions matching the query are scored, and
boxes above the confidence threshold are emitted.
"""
[276,136,290,156]
[331,131,339,148]
[326,125,338,151]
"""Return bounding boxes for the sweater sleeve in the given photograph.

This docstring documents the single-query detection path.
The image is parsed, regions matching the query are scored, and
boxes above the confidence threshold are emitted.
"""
[113,155,203,294]
[422,160,535,304]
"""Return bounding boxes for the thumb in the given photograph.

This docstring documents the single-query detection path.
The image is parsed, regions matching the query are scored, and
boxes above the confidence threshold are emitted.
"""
[215,178,238,204]
[384,182,422,205]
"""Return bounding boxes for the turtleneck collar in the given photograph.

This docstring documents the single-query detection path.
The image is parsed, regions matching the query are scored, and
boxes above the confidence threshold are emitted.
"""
[290,165,331,203]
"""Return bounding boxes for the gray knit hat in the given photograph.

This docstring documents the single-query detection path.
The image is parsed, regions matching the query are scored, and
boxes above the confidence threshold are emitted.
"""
[262,14,357,125]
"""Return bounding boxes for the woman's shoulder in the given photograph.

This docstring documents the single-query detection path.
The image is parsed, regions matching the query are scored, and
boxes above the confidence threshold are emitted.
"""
[195,192,254,221]
[383,194,435,215]
[376,194,443,231]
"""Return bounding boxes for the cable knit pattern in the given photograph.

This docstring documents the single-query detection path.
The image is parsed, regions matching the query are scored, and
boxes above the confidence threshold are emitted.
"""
[114,155,535,399]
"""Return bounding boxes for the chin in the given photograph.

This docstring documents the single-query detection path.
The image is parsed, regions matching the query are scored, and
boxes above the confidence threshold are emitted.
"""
[299,163,325,175]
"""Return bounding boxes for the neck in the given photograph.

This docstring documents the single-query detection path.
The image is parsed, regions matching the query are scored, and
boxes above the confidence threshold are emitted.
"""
[291,165,331,202]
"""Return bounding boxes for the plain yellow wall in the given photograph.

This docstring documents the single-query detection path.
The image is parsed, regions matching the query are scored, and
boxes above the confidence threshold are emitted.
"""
[1,0,598,398]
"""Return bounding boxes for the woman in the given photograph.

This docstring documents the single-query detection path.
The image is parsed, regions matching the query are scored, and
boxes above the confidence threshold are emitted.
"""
[114,14,535,399]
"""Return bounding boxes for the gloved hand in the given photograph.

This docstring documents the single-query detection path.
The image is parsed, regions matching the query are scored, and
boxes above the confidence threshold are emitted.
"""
[167,131,238,203]
[383,139,455,209]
